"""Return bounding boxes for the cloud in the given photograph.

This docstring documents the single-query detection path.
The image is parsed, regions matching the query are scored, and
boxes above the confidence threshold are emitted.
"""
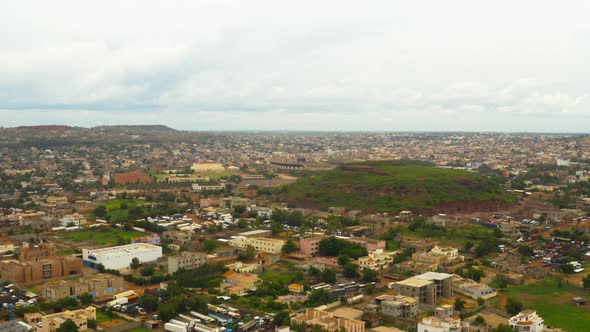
[0,0,589,131]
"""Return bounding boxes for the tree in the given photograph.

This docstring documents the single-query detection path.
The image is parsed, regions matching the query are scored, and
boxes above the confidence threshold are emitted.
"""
[232,205,246,218]
[239,245,256,261]
[140,265,155,276]
[474,315,486,326]
[321,269,337,284]
[87,319,97,330]
[139,294,159,312]
[56,319,79,332]
[203,239,218,253]
[93,206,107,218]
[343,263,360,278]
[97,263,106,273]
[362,269,378,282]
[582,274,590,290]
[454,298,465,311]
[282,239,298,254]
[338,254,350,266]
[506,297,523,315]
[494,324,516,332]
[78,293,93,305]
[130,257,140,270]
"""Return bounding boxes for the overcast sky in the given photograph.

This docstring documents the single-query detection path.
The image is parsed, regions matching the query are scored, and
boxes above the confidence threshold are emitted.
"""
[1,1,589,132]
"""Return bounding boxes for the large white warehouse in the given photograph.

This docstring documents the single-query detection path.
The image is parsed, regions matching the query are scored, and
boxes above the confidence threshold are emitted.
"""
[83,243,162,270]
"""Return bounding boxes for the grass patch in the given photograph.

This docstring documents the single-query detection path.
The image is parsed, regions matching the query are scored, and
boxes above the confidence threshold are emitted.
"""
[501,278,590,331]
[279,160,514,213]
[126,328,151,332]
[58,228,144,245]
[96,310,113,323]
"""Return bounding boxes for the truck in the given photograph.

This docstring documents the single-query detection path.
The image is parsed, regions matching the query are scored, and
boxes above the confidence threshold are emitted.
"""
[106,297,128,307]
[191,311,216,324]
[126,293,139,302]
[164,322,188,332]
[346,294,364,305]
[113,290,137,300]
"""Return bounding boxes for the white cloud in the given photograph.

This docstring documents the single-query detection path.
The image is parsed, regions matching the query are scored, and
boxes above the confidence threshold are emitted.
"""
[0,0,589,131]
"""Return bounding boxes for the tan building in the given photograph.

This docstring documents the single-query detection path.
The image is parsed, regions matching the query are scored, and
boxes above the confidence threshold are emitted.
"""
[167,251,208,274]
[358,249,396,271]
[389,272,453,309]
[229,236,285,254]
[288,283,305,294]
[191,162,225,173]
[162,230,193,245]
[291,308,365,332]
[19,243,56,261]
[220,270,260,295]
[374,294,419,319]
[41,274,126,301]
[0,257,82,284]
[25,306,96,332]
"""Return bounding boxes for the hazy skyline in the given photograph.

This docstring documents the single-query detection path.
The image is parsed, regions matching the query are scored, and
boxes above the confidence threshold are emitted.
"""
[1,1,590,132]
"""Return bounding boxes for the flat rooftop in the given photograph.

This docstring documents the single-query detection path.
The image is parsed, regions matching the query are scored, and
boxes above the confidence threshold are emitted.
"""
[84,243,161,254]
[395,278,432,288]
[238,229,271,236]
[414,272,453,281]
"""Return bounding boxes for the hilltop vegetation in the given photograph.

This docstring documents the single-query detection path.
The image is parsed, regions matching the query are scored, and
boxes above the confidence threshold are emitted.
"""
[279,160,514,213]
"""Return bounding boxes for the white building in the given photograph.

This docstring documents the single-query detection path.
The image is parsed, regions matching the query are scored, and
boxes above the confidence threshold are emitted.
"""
[228,236,285,254]
[509,310,545,332]
[83,243,162,270]
[358,249,396,271]
[417,316,468,332]
[430,246,464,264]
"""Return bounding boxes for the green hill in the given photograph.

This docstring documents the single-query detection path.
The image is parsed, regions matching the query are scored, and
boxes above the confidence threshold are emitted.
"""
[278,160,515,214]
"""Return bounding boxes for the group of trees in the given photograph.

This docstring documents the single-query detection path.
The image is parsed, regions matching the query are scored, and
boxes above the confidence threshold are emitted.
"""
[318,237,367,258]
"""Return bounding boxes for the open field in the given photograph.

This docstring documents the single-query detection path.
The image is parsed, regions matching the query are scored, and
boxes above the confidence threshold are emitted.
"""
[500,278,590,331]
[280,160,515,213]
[57,228,144,245]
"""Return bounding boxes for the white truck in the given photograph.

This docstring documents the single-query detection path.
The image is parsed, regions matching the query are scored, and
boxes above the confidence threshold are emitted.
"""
[165,322,188,332]
[106,297,128,308]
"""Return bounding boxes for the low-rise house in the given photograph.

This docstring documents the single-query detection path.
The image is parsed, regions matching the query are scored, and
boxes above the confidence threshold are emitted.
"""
[452,276,497,300]
[220,271,260,295]
[509,310,545,332]
[291,308,365,332]
[288,283,305,294]
[41,274,126,301]
[417,315,468,332]
[25,306,96,332]
[357,249,396,271]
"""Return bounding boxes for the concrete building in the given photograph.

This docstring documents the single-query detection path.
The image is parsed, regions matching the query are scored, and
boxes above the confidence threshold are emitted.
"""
[167,251,208,274]
[220,270,260,295]
[452,276,497,300]
[82,243,162,270]
[417,315,468,332]
[375,294,419,319]
[41,274,125,301]
[509,310,545,332]
[229,236,285,254]
[346,237,386,252]
[0,257,82,284]
[290,308,365,332]
[288,283,305,294]
[389,272,453,309]
[58,213,87,227]
[191,162,225,173]
[299,236,323,257]
[25,306,96,332]
[430,246,464,264]
[357,249,396,271]
[162,230,193,245]
[192,183,226,192]
[19,243,56,261]
[0,320,32,332]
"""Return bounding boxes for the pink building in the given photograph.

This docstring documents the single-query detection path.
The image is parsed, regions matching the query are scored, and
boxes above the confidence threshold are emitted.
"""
[346,237,386,252]
[133,233,161,245]
[300,236,323,257]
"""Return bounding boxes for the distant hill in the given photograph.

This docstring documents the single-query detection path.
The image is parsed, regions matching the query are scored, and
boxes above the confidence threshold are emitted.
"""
[15,125,73,131]
[278,160,515,214]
